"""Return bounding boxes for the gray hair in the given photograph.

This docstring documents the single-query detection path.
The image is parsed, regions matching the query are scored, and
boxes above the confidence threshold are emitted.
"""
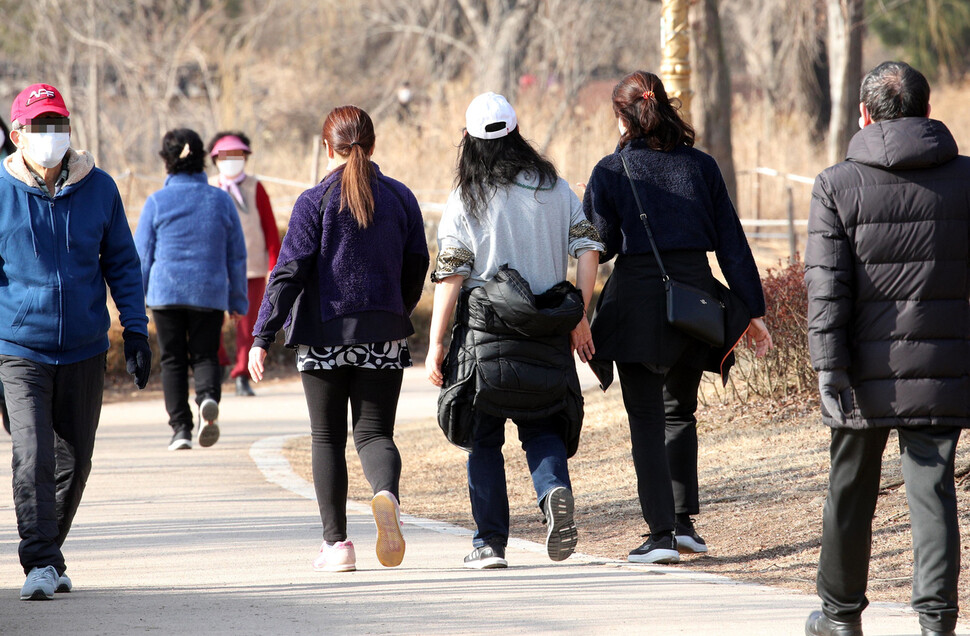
[859,61,930,122]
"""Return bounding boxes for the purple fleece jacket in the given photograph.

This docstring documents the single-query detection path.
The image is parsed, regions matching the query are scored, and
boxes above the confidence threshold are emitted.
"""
[252,164,429,347]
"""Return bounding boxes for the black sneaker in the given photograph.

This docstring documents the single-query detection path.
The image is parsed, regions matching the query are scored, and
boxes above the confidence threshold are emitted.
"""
[463,545,508,569]
[235,375,255,397]
[543,486,578,562]
[628,532,680,564]
[674,517,708,554]
[168,428,192,451]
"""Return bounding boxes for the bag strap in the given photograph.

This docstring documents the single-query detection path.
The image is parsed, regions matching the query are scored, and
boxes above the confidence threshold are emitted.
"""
[619,151,669,283]
[317,180,339,219]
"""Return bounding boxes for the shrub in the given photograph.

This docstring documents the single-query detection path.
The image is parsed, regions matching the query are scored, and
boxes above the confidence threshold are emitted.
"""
[702,258,813,403]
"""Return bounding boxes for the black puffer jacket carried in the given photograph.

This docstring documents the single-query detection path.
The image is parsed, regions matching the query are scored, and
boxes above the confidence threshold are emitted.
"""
[438,266,585,454]
[805,117,970,429]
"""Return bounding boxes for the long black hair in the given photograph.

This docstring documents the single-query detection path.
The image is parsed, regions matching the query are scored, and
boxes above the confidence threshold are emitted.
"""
[455,127,559,222]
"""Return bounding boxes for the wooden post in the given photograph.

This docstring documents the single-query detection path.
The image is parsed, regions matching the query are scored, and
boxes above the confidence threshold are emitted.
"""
[310,134,321,184]
[787,184,797,263]
[661,0,693,123]
[754,140,761,221]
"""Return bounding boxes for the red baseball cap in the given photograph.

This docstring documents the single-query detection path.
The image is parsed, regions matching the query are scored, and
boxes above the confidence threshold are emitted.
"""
[10,83,70,125]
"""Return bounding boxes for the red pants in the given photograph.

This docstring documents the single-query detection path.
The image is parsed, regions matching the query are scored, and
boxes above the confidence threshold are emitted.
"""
[218,277,266,379]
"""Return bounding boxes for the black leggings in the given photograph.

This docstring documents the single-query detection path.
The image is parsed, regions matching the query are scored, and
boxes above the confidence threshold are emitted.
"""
[301,366,403,543]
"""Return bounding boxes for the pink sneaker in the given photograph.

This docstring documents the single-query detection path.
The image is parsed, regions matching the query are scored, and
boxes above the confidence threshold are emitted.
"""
[312,540,356,572]
[372,490,405,567]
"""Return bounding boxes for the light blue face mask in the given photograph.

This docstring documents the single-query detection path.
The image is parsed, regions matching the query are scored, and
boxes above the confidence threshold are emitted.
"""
[22,131,70,168]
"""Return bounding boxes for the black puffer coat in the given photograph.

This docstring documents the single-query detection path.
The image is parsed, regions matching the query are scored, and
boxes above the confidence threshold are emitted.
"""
[437,266,585,455]
[805,117,970,429]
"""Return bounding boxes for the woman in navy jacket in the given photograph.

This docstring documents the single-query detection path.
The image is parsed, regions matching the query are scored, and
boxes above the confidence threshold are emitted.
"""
[249,106,429,573]
[583,71,772,564]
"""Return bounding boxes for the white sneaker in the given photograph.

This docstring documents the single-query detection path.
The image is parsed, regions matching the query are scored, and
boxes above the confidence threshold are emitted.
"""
[198,398,220,448]
[20,565,57,600]
[312,540,356,572]
[372,490,405,567]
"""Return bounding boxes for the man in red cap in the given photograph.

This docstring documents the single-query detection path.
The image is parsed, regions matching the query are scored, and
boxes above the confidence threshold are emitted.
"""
[0,83,152,600]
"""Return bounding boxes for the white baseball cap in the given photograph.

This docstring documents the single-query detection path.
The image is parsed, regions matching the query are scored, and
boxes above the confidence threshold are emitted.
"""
[465,92,518,140]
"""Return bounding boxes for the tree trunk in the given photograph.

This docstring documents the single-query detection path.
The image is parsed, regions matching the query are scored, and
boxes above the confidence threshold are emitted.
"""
[826,0,864,164]
[690,0,737,205]
[471,0,539,99]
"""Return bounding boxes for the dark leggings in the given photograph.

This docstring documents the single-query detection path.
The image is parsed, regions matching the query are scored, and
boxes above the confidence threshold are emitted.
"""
[301,366,403,543]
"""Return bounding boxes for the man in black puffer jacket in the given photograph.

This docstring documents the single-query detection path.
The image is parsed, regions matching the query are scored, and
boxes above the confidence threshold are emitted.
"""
[804,62,970,636]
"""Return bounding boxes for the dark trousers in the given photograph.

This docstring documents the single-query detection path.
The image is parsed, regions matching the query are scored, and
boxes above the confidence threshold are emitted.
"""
[468,411,571,549]
[818,426,961,632]
[301,366,403,543]
[230,277,265,380]
[616,359,704,534]
[0,353,105,575]
[152,308,223,432]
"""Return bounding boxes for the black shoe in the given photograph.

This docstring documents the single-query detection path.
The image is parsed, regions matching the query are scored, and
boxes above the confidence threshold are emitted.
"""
[628,532,679,564]
[168,428,192,451]
[921,628,956,636]
[543,486,578,562]
[805,610,863,636]
[674,516,708,554]
[463,545,508,569]
[235,375,255,397]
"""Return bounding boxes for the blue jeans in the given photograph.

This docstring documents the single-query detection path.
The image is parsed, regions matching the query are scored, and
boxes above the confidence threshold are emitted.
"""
[467,411,571,549]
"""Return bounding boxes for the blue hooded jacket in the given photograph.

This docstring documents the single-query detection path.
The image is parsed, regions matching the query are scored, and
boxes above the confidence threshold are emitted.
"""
[0,150,148,364]
[135,172,248,315]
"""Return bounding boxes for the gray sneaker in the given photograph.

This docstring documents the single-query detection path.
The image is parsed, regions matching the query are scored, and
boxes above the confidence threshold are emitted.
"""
[543,486,578,562]
[56,572,72,593]
[20,565,57,600]
[463,545,508,569]
[198,398,220,448]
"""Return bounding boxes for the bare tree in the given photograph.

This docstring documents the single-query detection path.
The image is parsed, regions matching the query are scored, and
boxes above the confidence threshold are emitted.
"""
[826,0,864,164]
[691,0,737,204]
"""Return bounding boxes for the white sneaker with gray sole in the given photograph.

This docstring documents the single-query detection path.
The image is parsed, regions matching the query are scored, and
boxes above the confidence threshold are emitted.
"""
[198,398,220,447]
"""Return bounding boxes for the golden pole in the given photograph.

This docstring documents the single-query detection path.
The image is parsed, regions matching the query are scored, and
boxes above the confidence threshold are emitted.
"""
[661,0,693,123]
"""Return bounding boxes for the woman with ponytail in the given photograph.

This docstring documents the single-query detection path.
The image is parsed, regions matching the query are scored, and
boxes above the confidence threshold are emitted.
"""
[248,106,429,572]
[583,71,772,564]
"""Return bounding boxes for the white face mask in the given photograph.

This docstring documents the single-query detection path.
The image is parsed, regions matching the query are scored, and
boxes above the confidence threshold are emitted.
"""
[22,132,71,169]
[618,119,628,136]
[217,158,246,178]
[858,115,866,130]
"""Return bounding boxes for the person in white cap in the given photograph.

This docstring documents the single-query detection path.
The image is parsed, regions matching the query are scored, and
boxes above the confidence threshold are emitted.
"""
[426,92,603,569]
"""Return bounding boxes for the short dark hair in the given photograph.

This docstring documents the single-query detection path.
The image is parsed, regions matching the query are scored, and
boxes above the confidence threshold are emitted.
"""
[159,128,205,174]
[860,61,930,122]
[206,130,252,165]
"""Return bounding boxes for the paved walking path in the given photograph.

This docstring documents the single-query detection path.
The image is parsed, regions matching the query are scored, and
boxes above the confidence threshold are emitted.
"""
[0,366,959,635]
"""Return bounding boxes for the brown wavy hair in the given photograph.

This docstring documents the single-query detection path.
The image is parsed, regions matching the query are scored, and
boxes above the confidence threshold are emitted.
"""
[322,105,376,228]
[612,70,694,152]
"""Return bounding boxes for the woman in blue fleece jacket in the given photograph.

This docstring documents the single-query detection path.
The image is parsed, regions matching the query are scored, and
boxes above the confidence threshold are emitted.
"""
[135,128,247,452]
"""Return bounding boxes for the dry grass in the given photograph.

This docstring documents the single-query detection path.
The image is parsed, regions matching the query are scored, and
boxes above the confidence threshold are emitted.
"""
[283,385,970,609]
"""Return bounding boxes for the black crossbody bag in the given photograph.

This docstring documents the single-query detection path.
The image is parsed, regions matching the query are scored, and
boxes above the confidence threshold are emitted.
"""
[619,152,726,348]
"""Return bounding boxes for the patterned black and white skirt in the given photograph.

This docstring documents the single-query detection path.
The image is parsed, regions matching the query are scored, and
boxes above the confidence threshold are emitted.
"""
[296,339,412,371]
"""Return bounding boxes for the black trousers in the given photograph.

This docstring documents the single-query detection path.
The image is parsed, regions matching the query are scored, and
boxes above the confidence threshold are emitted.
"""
[301,366,403,543]
[152,308,223,432]
[818,426,961,632]
[616,357,704,534]
[0,353,105,575]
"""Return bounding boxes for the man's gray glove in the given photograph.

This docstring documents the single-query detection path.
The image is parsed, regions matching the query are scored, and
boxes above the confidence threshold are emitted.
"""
[818,369,852,425]
[123,330,152,390]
